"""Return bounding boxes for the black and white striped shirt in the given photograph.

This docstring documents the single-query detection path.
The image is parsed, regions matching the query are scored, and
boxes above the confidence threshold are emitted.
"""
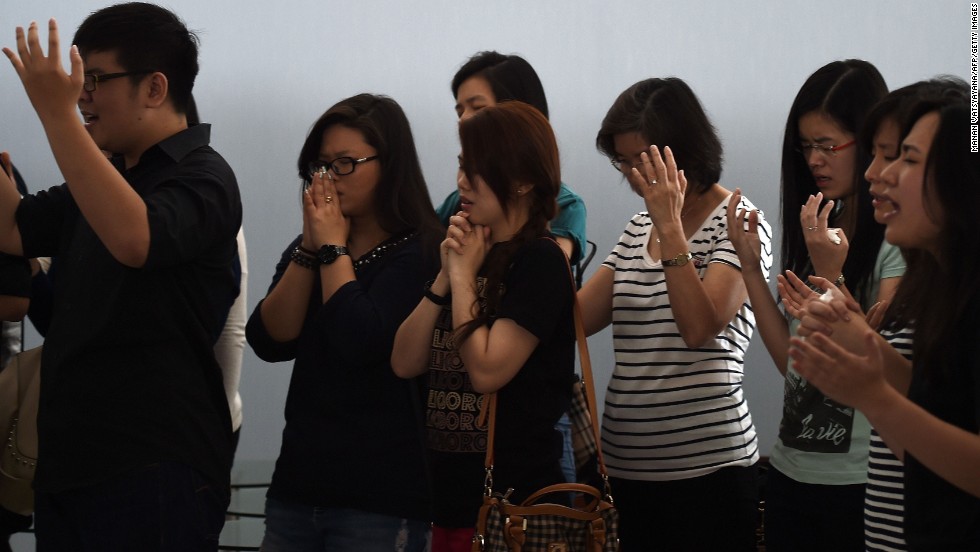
[600,195,773,480]
[865,327,913,551]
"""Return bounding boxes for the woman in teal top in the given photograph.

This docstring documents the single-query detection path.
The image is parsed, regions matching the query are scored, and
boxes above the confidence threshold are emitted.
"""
[727,59,895,552]
[438,51,587,266]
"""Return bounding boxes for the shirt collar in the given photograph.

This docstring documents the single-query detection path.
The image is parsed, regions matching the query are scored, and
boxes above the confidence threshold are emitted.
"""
[156,123,212,163]
[110,124,213,175]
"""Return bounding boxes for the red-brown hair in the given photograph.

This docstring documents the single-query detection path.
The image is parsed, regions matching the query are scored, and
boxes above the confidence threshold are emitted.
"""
[454,101,561,343]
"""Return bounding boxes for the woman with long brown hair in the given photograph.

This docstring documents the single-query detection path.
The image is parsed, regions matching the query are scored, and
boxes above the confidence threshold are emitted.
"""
[393,100,575,551]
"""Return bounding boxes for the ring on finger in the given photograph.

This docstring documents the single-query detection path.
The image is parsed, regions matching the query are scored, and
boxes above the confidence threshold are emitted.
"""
[806,226,817,231]
[649,178,658,185]
[324,195,333,203]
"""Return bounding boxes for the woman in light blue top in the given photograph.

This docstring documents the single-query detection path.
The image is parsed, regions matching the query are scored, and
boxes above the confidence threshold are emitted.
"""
[728,59,895,552]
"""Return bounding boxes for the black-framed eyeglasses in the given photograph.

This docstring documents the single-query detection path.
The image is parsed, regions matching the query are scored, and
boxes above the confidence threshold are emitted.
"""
[307,155,379,178]
[609,158,641,174]
[83,71,153,92]
[796,140,857,159]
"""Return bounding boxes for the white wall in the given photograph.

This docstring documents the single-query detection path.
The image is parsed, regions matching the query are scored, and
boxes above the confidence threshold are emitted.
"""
[1,0,968,471]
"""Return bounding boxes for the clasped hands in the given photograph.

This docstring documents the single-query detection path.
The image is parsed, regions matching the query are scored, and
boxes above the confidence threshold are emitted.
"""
[441,212,488,284]
[301,169,348,250]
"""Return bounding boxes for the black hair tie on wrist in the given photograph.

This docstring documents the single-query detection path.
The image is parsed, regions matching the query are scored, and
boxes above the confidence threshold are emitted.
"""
[423,279,451,306]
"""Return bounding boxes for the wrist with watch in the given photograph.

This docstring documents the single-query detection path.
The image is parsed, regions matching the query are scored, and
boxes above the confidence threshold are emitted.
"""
[316,244,350,265]
[662,251,693,267]
[290,243,350,269]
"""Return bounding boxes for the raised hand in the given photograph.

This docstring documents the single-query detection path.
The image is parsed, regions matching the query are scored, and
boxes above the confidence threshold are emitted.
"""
[726,188,765,277]
[800,192,849,279]
[628,145,686,229]
[3,19,84,122]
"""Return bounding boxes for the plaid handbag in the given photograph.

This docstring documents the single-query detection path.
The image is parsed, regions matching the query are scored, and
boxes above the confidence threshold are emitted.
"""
[568,378,598,483]
[472,247,619,552]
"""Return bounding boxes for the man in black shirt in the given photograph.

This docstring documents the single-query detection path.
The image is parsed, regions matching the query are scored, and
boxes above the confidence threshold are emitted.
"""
[0,4,241,550]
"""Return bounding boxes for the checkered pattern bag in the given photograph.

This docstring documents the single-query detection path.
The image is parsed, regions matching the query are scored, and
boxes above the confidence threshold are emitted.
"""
[568,379,598,478]
[472,245,619,551]
[475,482,619,552]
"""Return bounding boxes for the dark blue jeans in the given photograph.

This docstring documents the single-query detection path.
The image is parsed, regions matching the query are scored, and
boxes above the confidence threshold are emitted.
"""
[261,496,430,552]
[34,462,229,552]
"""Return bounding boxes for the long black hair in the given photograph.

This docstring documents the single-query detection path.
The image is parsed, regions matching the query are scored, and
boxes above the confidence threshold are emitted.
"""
[780,60,887,306]
[880,88,973,377]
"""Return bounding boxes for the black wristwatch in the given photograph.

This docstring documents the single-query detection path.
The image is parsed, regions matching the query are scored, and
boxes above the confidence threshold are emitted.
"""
[316,244,350,265]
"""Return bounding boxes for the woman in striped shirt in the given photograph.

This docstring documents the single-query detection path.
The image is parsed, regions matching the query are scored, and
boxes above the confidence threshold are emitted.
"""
[577,77,772,552]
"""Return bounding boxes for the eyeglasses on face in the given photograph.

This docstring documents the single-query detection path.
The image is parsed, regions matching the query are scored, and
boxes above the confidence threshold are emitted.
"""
[307,155,379,178]
[82,71,153,92]
[796,140,857,159]
[609,157,642,174]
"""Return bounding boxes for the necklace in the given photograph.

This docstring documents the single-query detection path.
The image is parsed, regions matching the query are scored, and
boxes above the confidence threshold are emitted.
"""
[654,192,709,245]
[352,231,414,271]
[680,192,705,219]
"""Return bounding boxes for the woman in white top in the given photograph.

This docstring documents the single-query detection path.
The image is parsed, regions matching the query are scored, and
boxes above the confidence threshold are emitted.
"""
[577,77,771,552]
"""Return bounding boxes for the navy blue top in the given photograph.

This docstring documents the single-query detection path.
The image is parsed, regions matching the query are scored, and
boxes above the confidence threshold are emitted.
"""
[247,231,437,522]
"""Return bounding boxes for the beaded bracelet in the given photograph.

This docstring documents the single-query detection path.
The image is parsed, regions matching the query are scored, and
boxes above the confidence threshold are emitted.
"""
[290,247,317,270]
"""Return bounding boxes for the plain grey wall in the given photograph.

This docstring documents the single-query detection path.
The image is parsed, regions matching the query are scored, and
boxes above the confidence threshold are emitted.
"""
[0,1,968,469]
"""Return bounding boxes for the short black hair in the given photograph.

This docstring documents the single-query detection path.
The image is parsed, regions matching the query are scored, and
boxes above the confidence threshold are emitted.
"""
[73,2,199,114]
[451,51,549,119]
[596,77,722,193]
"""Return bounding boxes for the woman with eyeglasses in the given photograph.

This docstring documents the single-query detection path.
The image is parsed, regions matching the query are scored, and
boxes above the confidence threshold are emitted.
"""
[576,77,771,551]
[246,93,442,552]
[393,101,574,552]
[726,59,893,552]
[786,87,980,550]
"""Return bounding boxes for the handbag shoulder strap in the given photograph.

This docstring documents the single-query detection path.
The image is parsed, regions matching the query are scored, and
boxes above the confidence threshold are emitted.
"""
[480,238,608,478]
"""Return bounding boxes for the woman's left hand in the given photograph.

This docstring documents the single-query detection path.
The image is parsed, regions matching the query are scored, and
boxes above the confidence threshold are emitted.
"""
[777,270,858,321]
[800,193,849,279]
[629,145,687,228]
[303,170,349,247]
[444,212,488,283]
